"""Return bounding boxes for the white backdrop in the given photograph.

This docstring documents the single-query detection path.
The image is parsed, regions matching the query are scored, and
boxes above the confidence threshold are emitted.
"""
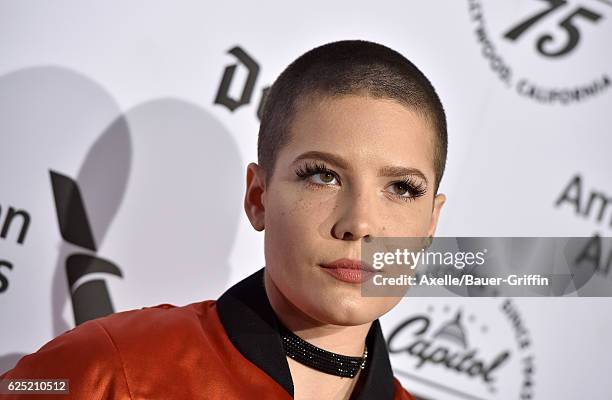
[1,1,611,399]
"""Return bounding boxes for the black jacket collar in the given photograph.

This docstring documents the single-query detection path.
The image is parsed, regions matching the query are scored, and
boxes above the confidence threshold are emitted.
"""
[216,267,396,400]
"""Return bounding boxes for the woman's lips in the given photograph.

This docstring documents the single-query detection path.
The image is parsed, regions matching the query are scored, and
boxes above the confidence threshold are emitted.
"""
[319,258,376,284]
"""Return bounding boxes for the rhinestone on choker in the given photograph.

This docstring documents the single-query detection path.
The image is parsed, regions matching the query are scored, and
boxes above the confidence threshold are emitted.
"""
[278,322,368,378]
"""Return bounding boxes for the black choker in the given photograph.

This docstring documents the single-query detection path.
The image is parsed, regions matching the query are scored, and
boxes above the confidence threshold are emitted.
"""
[278,322,368,378]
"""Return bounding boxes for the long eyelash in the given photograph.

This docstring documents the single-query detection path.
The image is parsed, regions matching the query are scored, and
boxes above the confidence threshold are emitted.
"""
[294,161,338,182]
[391,176,427,202]
[294,163,425,201]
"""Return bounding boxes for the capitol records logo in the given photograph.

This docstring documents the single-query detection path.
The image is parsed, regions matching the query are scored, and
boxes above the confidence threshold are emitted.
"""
[468,0,611,104]
[388,299,535,399]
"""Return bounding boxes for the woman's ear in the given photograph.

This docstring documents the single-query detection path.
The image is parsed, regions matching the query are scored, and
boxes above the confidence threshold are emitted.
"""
[244,162,266,231]
[427,192,446,237]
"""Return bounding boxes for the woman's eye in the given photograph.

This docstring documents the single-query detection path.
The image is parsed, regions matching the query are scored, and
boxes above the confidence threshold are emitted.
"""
[294,162,340,187]
[390,182,411,196]
[311,172,338,185]
[387,180,426,202]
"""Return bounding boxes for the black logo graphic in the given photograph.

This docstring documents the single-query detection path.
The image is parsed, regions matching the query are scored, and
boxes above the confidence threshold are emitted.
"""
[214,46,270,119]
[50,170,123,325]
[468,0,611,104]
[388,300,535,399]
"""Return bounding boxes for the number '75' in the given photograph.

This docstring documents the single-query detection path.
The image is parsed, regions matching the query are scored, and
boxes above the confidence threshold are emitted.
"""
[503,0,603,58]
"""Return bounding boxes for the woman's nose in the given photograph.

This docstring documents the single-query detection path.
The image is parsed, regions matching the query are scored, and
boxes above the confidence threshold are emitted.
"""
[331,191,378,241]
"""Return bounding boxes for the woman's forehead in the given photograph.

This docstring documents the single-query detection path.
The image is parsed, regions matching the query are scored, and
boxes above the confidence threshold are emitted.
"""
[282,94,436,174]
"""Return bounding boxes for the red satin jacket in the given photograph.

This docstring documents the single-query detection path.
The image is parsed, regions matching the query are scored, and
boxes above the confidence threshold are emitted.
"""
[1,268,416,399]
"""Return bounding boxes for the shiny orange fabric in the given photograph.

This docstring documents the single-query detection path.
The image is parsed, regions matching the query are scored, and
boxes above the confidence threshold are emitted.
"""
[1,301,415,399]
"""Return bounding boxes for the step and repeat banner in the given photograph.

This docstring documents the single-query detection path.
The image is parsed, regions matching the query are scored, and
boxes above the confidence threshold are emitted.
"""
[1,1,611,399]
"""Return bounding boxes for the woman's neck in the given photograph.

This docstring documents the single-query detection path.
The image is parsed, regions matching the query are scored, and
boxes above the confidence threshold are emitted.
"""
[263,268,372,357]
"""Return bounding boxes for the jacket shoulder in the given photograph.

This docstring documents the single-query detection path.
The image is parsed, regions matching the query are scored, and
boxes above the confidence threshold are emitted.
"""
[0,300,218,399]
[1,315,131,398]
[95,300,216,341]
[89,300,218,360]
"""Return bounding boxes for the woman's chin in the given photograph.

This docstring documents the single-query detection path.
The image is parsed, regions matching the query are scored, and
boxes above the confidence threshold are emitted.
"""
[303,295,393,326]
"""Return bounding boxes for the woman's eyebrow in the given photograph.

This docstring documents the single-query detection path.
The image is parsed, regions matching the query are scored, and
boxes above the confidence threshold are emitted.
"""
[378,166,428,184]
[292,151,428,184]
[292,151,350,169]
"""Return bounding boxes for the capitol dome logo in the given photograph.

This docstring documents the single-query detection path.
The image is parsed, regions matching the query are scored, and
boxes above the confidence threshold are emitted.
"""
[387,299,536,399]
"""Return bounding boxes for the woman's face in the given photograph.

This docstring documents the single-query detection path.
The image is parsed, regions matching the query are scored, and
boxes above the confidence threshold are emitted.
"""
[245,94,446,326]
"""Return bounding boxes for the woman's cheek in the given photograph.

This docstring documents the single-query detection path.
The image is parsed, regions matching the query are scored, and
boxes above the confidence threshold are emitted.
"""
[267,198,313,246]
[385,204,432,236]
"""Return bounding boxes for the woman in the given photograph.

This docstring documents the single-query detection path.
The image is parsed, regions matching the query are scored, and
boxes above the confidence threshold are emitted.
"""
[1,40,447,399]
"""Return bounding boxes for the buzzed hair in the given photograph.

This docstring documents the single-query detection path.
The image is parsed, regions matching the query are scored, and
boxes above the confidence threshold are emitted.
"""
[257,39,447,194]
